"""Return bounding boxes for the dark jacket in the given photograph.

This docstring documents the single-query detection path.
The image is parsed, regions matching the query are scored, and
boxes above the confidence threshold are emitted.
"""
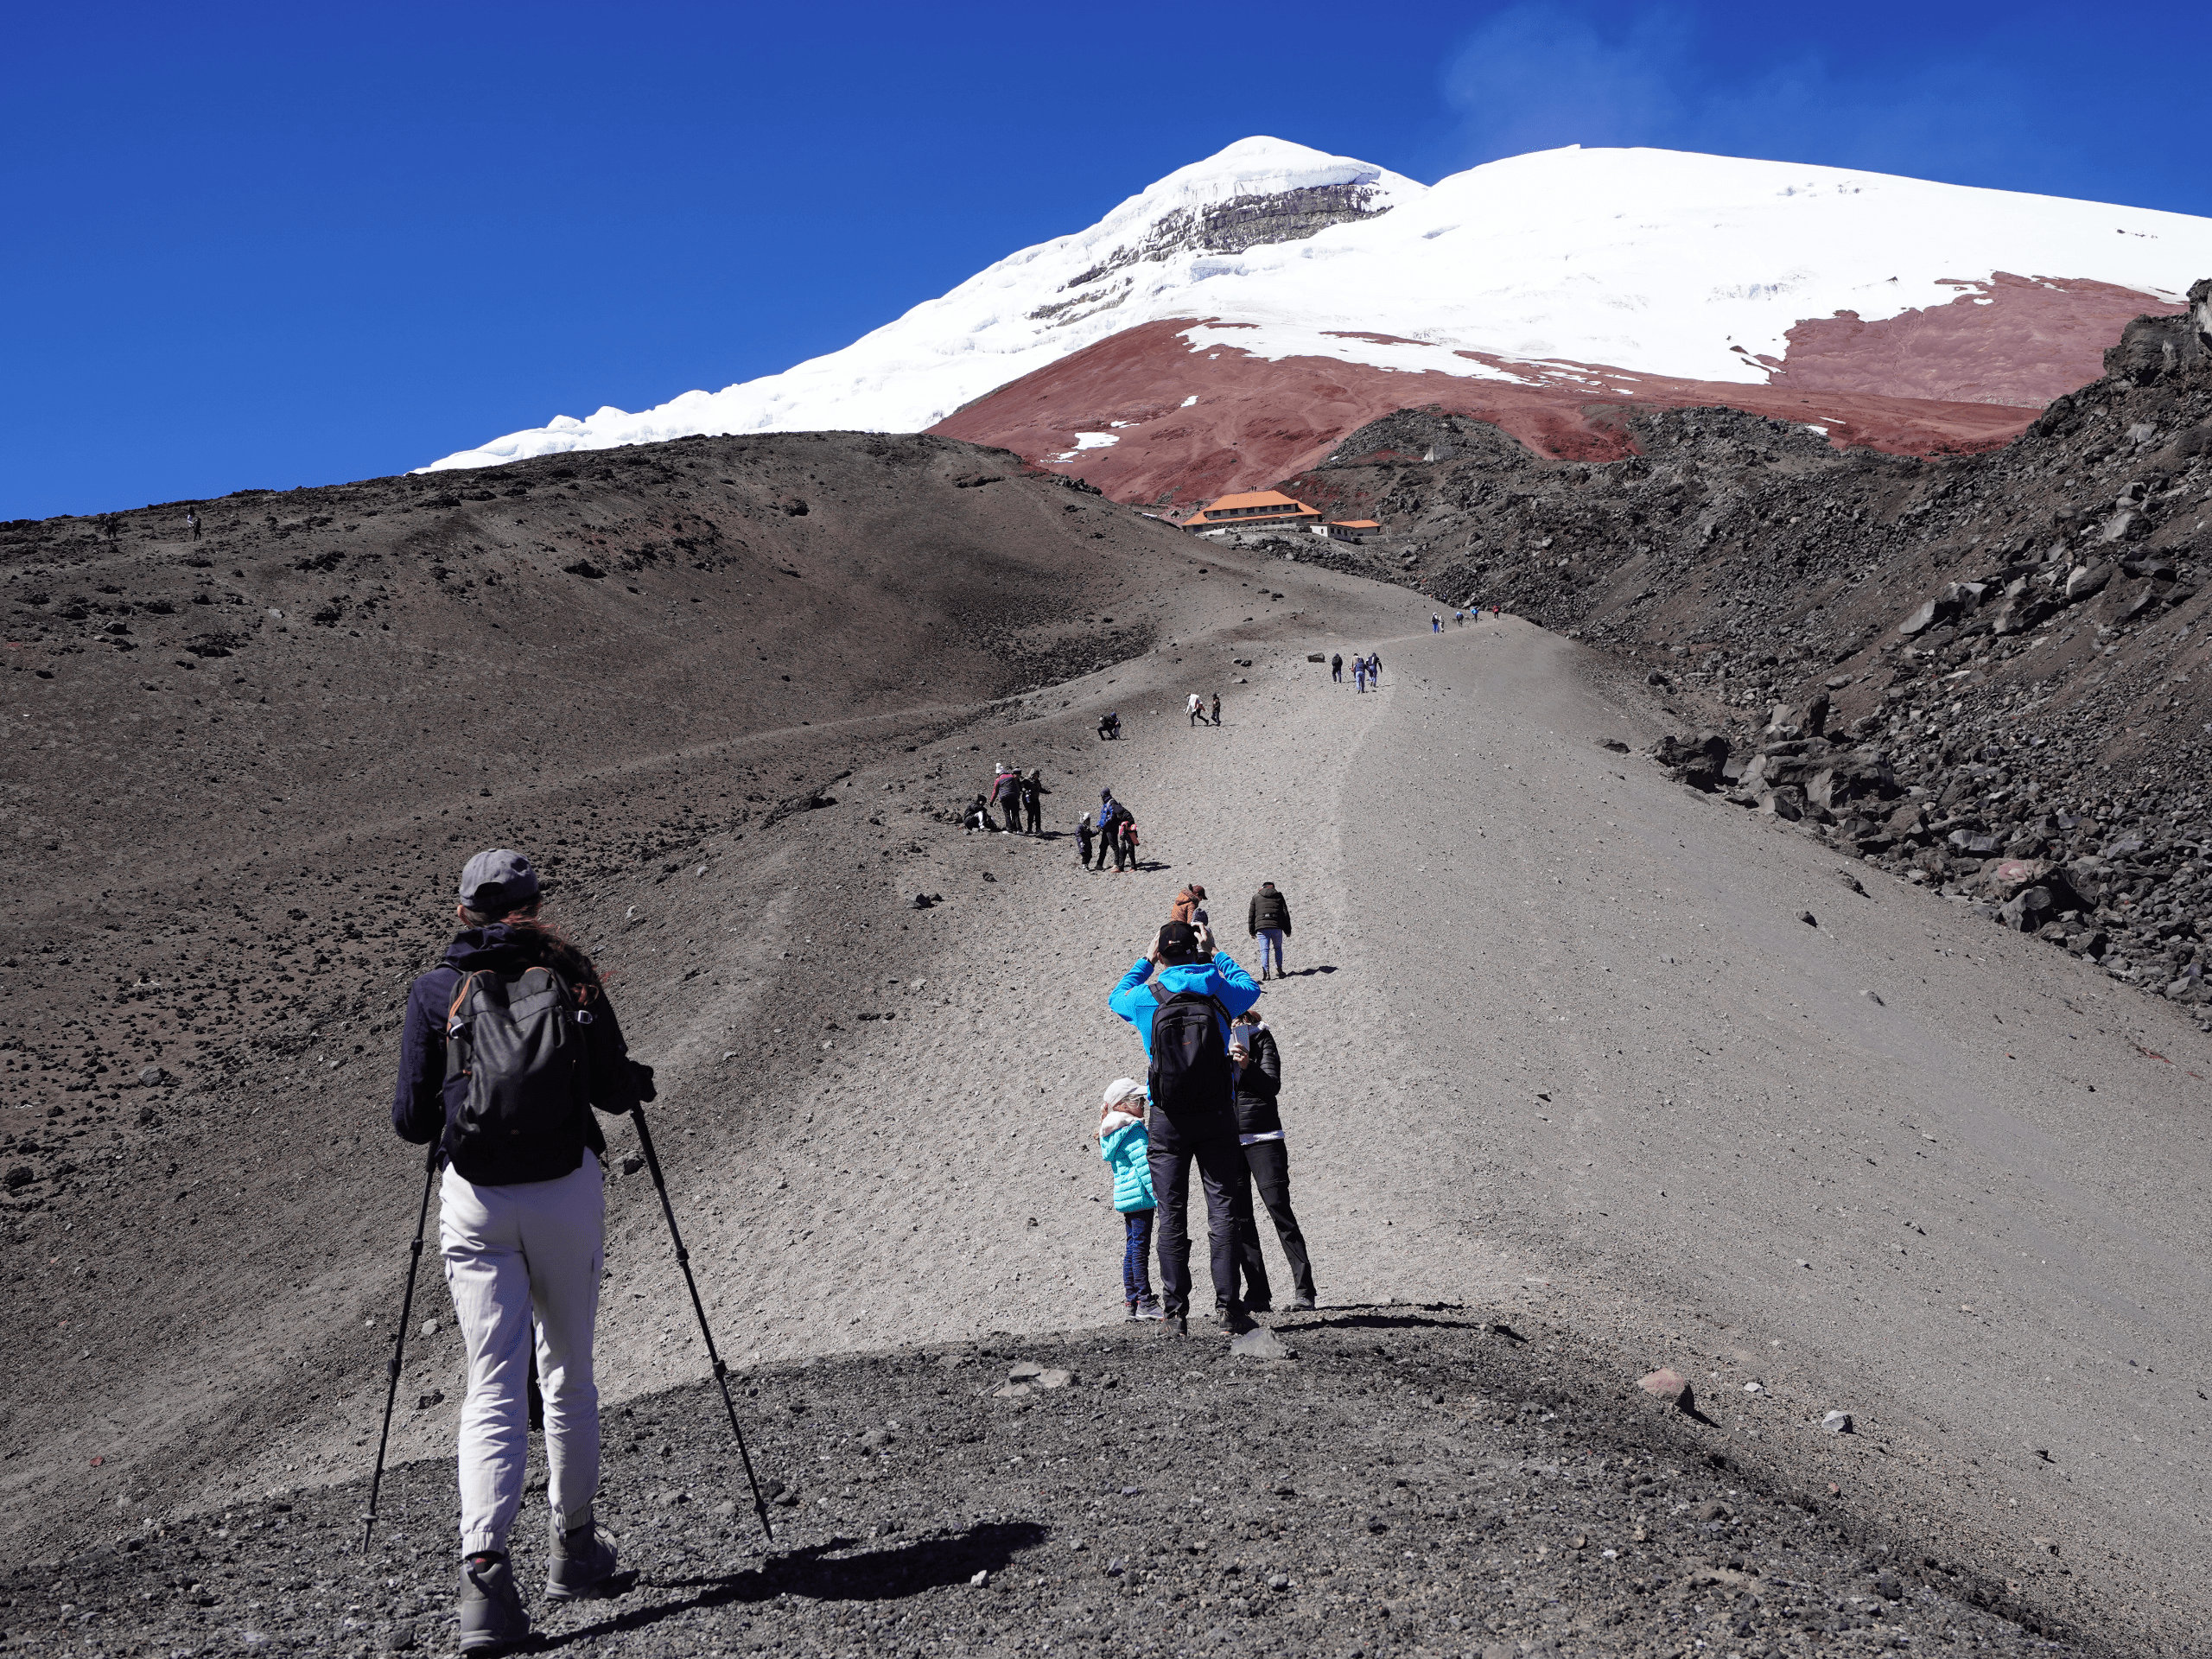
[391,925,645,1185]
[1020,774,1048,810]
[1232,1024,1282,1138]
[1248,887,1292,936]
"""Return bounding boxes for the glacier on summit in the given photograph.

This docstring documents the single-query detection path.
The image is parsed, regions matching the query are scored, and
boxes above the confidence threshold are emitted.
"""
[423,136,2212,474]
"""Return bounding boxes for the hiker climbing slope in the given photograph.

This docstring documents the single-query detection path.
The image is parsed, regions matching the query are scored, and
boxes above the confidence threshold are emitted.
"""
[391,849,653,1651]
[1108,920,1262,1335]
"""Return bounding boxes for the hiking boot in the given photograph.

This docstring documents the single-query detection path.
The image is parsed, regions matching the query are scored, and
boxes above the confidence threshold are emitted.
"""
[1290,1291,1317,1312]
[1222,1303,1256,1336]
[545,1516,621,1602]
[457,1553,529,1655]
[1123,1300,1140,1322]
[1164,1313,1188,1336]
[1243,1300,1274,1317]
[1133,1296,1165,1320]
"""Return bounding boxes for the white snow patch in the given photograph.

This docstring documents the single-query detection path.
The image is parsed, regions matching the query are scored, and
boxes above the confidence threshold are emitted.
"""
[424,140,2212,472]
[1179,395,1198,407]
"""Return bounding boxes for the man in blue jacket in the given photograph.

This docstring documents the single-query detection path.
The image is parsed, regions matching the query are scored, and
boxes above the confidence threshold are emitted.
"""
[1109,920,1262,1333]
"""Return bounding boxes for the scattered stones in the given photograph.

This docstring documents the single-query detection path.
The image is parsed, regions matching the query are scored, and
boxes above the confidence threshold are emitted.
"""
[1823,1410,1854,1434]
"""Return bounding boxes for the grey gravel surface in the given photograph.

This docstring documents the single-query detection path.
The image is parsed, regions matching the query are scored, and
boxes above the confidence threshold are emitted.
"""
[3,1309,2073,1659]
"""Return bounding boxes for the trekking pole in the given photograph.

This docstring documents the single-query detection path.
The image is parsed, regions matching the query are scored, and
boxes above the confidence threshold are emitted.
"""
[630,1104,775,1542]
[362,1140,440,1554]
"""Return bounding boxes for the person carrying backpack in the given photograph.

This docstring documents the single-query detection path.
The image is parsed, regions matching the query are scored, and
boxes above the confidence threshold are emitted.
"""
[1021,769,1048,836]
[1331,652,1343,683]
[1247,880,1291,981]
[1096,790,1133,874]
[1108,919,1262,1333]
[991,765,1022,836]
[1228,1008,1314,1312]
[391,849,653,1653]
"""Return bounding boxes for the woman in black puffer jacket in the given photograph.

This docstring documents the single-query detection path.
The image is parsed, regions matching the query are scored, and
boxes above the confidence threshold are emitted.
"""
[1228,1010,1316,1313]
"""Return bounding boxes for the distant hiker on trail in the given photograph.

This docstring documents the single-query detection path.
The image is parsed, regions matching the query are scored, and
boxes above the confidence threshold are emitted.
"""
[1109,919,1263,1335]
[1353,658,1368,693]
[1230,1008,1314,1313]
[963,795,994,835]
[1098,1078,1163,1320]
[1098,711,1122,741]
[1209,692,1221,727]
[1121,818,1143,869]
[1096,790,1132,874]
[1170,883,1208,928]
[1075,813,1096,868]
[1187,693,1205,728]
[1248,880,1291,981]
[186,507,200,539]
[1432,613,1442,632]
[1368,652,1382,683]
[992,765,1022,836]
[1331,652,1343,683]
[391,849,649,1650]
[1021,768,1048,836]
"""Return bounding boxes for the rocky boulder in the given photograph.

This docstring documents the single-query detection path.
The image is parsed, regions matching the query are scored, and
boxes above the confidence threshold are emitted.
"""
[1652,731,1731,792]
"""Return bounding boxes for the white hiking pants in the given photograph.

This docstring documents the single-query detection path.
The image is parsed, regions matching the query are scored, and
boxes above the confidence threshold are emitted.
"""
[440,1152,605,1555]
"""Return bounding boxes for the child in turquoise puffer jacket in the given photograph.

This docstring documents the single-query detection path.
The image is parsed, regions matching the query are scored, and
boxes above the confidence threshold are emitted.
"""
[1099,1077,1163,1320]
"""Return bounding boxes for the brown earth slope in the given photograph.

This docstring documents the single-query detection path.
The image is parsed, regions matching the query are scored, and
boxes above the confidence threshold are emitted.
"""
[4,386,2209,1656]
[0,432,1342,1554]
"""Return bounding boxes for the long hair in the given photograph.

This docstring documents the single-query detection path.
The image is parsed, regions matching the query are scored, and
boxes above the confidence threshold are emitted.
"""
[462,905,606,990]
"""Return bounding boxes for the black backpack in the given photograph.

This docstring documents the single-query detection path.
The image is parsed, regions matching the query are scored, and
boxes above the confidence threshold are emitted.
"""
[444,966,590,1172]
[1147,984,1232,1122]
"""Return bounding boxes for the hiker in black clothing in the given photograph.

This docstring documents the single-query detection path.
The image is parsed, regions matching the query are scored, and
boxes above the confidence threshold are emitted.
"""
[1209,692,1222,727]
[1076,815,1096,868]
[1021,769,1048,835]
[1248,880,1291,980]
[1229,1009,1315,1312]
[185,507,200,539]
[391,849,645,1649]
[1330,652,1343,683]
[963,795,994,834]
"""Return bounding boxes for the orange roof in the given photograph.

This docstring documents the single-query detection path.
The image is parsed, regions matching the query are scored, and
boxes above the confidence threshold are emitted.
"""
[1330,519,1380,529]
[1204,490,1305,512]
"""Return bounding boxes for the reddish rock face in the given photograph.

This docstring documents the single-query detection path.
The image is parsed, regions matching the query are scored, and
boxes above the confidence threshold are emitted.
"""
[931,284,2178,506]
[1770,273,2183,404]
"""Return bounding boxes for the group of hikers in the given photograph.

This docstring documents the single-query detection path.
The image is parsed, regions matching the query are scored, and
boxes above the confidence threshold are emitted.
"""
[388,833,1318,1649]
[963,762,1048,835]
[1098,884,1313,1334]
[1329,650,1383,691]
[1185,691,1223,727]
[1431,606,1501,630]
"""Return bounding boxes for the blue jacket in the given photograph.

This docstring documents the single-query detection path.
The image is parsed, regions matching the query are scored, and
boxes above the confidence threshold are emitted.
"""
[391,925,645,1185]
[1100,1116,1156,1212]
[1109,952,1262,1058]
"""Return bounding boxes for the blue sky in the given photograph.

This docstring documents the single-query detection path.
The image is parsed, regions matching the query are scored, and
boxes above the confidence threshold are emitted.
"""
[4,1,2206,522]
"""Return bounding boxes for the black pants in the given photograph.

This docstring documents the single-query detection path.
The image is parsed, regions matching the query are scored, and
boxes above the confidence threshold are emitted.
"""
[1024,799,1041,834]
[1147,1130,1253,1316]
[1077,824,1094,866]
[1233,1139,1313,1306]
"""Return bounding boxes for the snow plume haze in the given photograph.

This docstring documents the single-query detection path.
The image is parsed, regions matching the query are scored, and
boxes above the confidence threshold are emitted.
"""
[1441,5,2059,185]
[423,135,2212,480]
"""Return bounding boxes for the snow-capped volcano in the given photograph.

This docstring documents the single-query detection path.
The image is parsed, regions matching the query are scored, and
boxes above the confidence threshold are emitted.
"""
[426,137,2212,497]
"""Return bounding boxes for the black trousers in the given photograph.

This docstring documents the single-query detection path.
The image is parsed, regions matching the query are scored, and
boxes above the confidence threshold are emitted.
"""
[1147,1130,1253,1316]
[1024,799,1041,834]
[1233,1139,1314,1306]
[1077,824,1094,866]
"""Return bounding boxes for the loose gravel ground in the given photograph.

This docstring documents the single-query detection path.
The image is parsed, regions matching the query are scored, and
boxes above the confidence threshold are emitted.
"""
[9,1308,2073,1659]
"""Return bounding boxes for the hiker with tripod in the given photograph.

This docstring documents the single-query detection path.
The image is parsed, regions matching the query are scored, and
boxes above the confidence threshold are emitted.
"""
[387,849,652,1652]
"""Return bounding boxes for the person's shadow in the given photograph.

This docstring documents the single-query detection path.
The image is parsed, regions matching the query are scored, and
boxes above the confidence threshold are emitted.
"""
[540,1522,1047,1646]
